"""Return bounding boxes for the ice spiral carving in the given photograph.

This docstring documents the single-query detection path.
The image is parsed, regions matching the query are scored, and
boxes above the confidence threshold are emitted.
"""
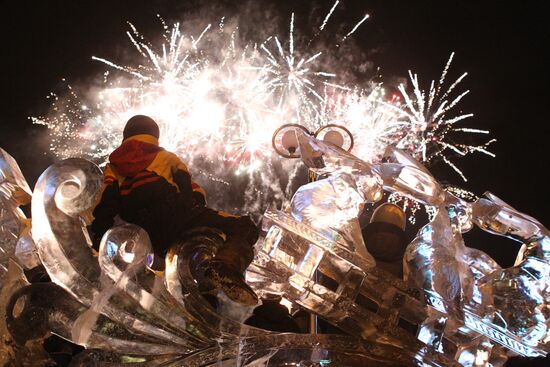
[1,134,549,366]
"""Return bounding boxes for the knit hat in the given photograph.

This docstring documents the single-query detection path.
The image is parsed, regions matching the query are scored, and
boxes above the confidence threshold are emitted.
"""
[123,115,160,140]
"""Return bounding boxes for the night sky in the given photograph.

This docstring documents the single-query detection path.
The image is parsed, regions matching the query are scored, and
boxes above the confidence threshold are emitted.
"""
[0,1,548,365]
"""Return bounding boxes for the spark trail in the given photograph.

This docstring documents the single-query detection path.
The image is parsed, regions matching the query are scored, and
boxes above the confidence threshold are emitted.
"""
[320,0,340,31]
[394,52,496,181]
[342,13,370,41]
[33,13,493,216]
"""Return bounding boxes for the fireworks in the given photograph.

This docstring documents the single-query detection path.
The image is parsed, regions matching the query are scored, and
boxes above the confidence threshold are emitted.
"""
[393,53,496,181]
[258,13,338,125]
[32,9,494,215]
[342,13,370,42]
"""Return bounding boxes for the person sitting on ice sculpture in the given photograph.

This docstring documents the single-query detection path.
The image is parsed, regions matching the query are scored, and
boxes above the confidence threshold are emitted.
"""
[90,115,259,305]
[361,203,408,278]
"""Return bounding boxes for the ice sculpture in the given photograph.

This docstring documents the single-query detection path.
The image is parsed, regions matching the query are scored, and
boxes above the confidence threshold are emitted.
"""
[0,260,56,365]
[0,148,32,205]
[472,193,550,347]
[1,133,550,366]
[376,146,446,207]
[0,147,35,283]
[0,148,48,363]
[3,154,431,366]
[290,130,384,260]
[290,173,377,260]
[0,190,27,283]
[251,130,550,362]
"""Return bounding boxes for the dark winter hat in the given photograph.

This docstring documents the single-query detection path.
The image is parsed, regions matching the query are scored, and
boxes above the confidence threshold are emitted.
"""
[123,115,160,140]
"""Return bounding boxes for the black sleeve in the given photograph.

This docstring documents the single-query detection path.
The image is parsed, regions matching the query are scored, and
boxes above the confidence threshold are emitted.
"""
[193,191,206,206]
[172,168,195,203]
[90,182,121,250]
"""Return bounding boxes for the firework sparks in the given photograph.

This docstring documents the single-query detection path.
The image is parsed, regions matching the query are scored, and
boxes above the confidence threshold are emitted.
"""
[322,86,407,162]
[320,0,340,31]
[393,52,496,181]
[33,13,493,216]
[257,13,341,126]
[342,13,370,41]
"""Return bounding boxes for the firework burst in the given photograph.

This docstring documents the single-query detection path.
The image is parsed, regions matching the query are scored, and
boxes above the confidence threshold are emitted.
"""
[32,10,493,216]
[393,52,496,181]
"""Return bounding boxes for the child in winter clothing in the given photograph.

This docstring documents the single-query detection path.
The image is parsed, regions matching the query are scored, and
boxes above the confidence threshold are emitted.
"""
[91,115,258,304]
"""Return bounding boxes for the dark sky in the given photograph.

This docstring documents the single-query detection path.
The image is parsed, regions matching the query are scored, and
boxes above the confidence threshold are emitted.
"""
[0,1,548,365]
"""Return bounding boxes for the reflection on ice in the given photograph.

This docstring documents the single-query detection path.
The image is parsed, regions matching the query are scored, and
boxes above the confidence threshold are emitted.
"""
[1,148,33,285]
[0,147,32,205]
[291,173,376,258]
[1,135,550,365]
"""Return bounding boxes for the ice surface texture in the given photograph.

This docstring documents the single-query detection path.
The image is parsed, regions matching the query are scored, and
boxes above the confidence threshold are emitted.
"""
[256,131,550,360]
[2,135,550,366]
[0,148,34,284]
[5,154,424,365]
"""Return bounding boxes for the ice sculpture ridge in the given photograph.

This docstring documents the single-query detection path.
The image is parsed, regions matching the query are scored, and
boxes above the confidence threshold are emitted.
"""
[2,139,550,365]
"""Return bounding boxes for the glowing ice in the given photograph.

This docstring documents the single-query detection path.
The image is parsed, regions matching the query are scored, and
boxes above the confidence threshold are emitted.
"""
[7,154,429,365]
[472,193,550,347]
[291,173,375,258]
[0,147,32,205]
[0,148,32,284]
[2,138,548,365]
[255,133,549,361]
